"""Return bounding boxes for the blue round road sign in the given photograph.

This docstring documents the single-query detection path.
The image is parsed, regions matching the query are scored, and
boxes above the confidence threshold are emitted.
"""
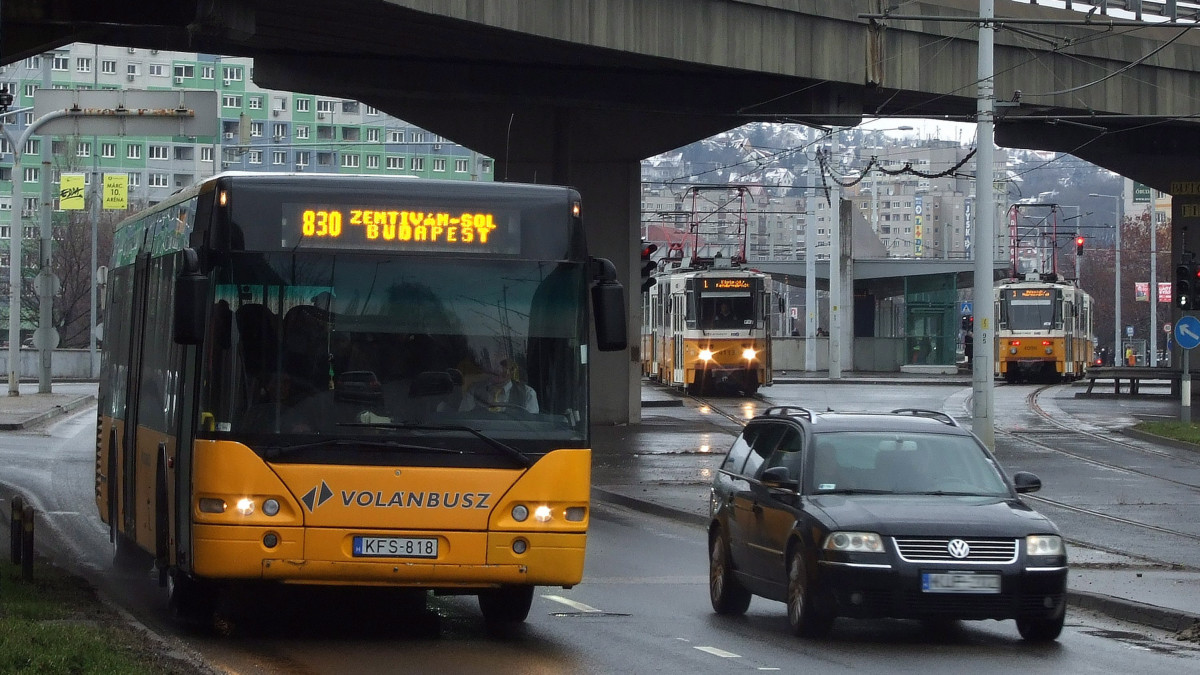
[1175,315,1200,350]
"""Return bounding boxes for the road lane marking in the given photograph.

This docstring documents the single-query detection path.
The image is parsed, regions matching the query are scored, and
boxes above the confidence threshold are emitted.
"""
[694,646,740,658]
[541,594,603,613]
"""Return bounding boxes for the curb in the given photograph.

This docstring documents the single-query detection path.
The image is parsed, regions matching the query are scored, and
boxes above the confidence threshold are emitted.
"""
[590,487,1200,636]
[0,395,96,431]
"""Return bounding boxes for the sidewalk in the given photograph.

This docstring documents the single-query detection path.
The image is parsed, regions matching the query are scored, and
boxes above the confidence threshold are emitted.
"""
[0,384,95,430]
[3,381,1198,636]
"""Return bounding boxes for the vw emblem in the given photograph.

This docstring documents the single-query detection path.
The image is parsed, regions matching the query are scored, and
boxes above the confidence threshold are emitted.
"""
[947,539,971,559]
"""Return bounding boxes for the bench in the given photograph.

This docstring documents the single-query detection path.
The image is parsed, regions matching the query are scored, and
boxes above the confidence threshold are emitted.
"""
[1083,366,1185,396]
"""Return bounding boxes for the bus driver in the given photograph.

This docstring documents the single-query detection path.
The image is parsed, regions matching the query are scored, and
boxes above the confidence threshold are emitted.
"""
[459,356,539,414]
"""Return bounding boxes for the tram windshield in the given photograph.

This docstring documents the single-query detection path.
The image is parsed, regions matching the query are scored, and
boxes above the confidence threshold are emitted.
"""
[689,277,760,330]
[1002,288,1062,330]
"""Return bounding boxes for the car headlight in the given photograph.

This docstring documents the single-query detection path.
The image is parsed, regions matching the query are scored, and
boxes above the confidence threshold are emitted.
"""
[822,531,884,553]
[1026,534,1064,556]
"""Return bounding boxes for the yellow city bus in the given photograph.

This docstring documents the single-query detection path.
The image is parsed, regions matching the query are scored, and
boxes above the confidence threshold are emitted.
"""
[96,173,626,629]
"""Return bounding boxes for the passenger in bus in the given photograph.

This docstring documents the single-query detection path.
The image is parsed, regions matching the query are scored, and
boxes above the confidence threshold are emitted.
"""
[459,356,539,414]
[240,371,327,432]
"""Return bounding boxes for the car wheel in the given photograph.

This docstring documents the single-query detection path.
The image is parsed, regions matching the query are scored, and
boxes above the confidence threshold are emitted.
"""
[479,585,534,626]
[787,550,833,637]
[709,529,752,615]
[1016,610,1065,642]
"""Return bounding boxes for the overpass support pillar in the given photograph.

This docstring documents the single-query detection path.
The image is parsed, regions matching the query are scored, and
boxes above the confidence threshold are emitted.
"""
[503,158,641,426]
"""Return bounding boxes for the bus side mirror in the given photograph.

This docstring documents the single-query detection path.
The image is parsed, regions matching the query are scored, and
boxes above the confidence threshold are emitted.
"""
[173,248,208,345]
[590,256,628,352]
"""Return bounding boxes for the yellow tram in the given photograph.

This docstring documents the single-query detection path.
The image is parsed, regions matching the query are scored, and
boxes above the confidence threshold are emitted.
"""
[994,275,1094,383]
[642,260,773,395]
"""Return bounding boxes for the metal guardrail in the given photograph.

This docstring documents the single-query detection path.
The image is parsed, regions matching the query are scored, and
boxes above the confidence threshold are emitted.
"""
[1024,0,1200,23]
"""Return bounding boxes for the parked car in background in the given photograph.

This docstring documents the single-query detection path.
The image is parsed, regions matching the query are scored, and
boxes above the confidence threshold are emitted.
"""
[708,407,1068,641]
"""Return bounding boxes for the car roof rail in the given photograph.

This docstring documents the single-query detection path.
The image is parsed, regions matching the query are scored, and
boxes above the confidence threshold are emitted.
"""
[762,406,815,421]
[890,408,959,427]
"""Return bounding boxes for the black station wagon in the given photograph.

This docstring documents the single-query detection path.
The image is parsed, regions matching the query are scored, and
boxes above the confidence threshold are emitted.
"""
[708,407,1068,641]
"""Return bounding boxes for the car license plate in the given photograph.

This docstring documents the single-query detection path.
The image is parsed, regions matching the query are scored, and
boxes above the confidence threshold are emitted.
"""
[922,572,1001,594]
[353,536,438,558]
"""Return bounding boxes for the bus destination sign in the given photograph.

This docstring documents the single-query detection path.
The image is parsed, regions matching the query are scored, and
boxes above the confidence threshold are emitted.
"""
[282,204,520,254]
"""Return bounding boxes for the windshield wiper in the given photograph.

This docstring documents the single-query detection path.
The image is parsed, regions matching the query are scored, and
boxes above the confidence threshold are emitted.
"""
[338,422,533,468]
[817,488,894,495]
[262,438,462,460]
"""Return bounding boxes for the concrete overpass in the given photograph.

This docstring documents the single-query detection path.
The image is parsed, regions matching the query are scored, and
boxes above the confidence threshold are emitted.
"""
[7,0,1200,422]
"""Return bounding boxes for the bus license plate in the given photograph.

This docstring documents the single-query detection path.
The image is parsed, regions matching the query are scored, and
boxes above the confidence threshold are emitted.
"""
[353,536,438,559]
[922,572,1001,594]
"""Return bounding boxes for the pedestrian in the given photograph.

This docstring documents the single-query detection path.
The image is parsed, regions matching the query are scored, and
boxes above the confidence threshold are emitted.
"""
[1125,345,1135,367]
[964,331,973,365]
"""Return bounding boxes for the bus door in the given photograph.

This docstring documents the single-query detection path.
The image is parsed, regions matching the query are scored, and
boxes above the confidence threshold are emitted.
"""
[673,292,686,384]
[120,251,152,538]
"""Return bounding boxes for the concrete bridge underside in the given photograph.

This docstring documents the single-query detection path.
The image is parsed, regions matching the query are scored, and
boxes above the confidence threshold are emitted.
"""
[8,0,1200,422]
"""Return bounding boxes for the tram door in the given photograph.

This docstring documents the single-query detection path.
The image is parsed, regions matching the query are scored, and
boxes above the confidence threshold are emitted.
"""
[1064,300,1074,374]
[673,292,686,384]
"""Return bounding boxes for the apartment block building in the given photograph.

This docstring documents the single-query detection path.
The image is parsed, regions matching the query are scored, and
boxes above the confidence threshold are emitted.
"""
[0,44,492,227]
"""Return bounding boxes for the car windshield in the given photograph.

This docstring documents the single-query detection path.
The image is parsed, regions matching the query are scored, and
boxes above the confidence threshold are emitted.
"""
[808,431,1009,496]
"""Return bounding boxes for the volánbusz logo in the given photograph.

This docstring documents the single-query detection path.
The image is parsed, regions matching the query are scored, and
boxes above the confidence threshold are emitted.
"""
[340,489,491,510]
[300,482,493,512]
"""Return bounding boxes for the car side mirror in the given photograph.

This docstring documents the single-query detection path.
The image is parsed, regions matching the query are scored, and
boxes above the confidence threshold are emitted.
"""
[760,465,798,491]
[1012,471,1042,494]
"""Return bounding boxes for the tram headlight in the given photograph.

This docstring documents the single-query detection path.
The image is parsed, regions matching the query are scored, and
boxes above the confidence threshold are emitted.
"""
[698,349,714,362]
[742,348,757,360]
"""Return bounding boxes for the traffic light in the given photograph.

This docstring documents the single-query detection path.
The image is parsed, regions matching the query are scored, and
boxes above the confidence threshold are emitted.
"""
[640,242,658,293]
[0,87,12,113]
[1075,236,1085,255]
[1177,257,1197,309]
[961,314,974,332]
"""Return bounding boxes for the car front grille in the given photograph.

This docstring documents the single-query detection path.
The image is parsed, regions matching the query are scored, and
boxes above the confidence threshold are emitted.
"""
[893,537,1018,563]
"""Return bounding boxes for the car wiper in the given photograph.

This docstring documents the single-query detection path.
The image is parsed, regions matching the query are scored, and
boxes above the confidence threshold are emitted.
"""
[817,488,894,495]
[909,490,991,497]
[338,422,533,468]
[262,438,462,460]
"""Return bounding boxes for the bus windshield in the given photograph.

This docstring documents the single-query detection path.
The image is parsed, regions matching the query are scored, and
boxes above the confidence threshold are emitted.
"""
[199,251,590,459]
[1004,288,1061,330]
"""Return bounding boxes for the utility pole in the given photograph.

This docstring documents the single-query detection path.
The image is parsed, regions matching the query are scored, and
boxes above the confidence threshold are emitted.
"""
[828,129,842,379]
[973,0,997,449]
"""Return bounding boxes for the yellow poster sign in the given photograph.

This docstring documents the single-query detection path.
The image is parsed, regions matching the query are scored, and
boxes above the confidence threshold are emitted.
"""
[103,174,127,210]
[59,174,86,210]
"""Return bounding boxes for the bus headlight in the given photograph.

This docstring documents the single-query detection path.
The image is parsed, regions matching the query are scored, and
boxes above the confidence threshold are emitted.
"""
[534,505,553,523]
[512,505,529,522]
[235,498,255,516]
[262,499,280,517]
[742,348,757,360]
[698,349,713,361]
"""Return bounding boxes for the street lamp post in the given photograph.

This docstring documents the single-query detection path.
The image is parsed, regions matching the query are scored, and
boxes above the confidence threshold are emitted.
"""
[1090,192,1124,365]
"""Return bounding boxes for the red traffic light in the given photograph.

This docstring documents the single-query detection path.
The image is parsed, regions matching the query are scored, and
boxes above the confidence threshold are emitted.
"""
[641,243,658,260]
[1075,236,1085,255]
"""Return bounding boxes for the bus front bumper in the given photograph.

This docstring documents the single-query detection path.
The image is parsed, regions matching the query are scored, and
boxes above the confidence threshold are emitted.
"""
[192,524,585,587]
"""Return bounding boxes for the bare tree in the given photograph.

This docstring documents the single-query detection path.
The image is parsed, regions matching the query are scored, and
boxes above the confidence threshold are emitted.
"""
[15,136,145,348]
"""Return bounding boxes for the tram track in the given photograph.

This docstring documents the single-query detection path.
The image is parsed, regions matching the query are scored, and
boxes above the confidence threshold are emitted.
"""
[994,384,1200,559]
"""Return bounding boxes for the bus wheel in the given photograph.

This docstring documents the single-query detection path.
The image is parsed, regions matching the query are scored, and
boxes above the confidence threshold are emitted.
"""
[478,585,534,627]
[167,569,213,626]
[112,532,147,572]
